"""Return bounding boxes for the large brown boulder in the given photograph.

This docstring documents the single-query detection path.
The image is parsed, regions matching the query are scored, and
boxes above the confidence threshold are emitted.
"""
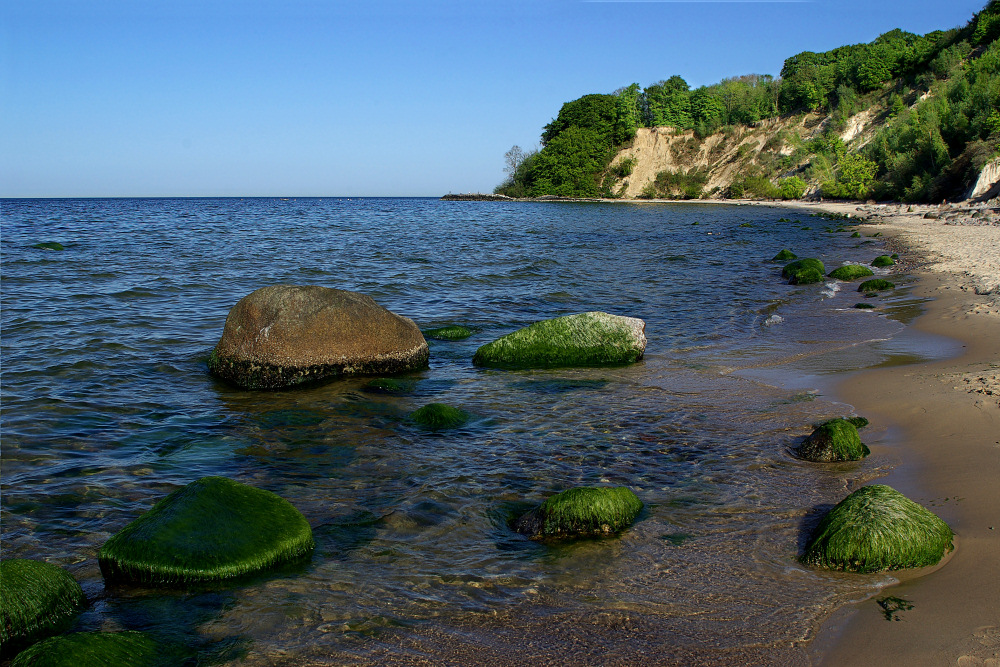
[208,285,428,389]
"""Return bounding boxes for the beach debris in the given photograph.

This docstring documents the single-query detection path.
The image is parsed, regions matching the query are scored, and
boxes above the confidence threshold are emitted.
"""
[796,418,870,462]
[877,596,914,621]
[512,486,643,540]
[207,285,428,390]
[472,312,646,369]
[801,485,954,573]
[98,476,314,585]
[410,403,470,430]
[871,255,896,267]
[771,248,797,261]
[782,258,826,285]
[423,325,474,341]
[0,559,86,652]
[829,264,875,281]
[858,278,896,293]
[31,242,64,251]
[10,631,181,667]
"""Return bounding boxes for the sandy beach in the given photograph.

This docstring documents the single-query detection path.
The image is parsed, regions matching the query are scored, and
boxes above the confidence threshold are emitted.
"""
[754,199,1000,666]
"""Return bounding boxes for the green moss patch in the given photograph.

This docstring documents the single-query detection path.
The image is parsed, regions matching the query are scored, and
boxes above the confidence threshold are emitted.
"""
[846,416,869,429]
[423,325,473,341]
[771,249,797,261]
[512,486,643,540]
[854,303,876,309]
[782,258,825,285]
[410,403,470,430]
[871,255,896,267]
[802,485,953,573]
[828,265,874,281]
[0,559,85,651]
[796,418,869,462]
[851,231,862,238]
[32,242,65,251]
[98,477,314,585]
[858,279,895,293]
[10,631,176,667]
[472,312,646,369]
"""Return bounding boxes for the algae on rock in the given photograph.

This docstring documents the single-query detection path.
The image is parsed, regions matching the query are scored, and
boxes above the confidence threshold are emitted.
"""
[472,312,646,369]
[423,325,474,341]
[796,418,869,462]
[871,255,896,267]
[782,258,826,285]
[512,486,643,540]
[411,403,470,430]
[98,476,314,585]
[828,264,874,281]
[802,485,953,573]
[858,278,895,292]
[0,559,86,652]
[10,631,175,667]
[771,249,797,261]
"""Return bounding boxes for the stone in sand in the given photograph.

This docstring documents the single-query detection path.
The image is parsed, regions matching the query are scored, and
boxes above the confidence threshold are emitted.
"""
[472,312,645,369]
[208,285,428,390]
[512,486,643,540]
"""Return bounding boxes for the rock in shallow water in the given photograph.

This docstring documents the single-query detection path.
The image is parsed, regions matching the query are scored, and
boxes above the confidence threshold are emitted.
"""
[0,559,86,651]
[207,285,429,390]
[472,312,646,369]
[796,418,869,462]
[512,486,643,540]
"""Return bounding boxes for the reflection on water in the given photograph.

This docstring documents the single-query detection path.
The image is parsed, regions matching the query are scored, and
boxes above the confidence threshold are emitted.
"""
[0,198,942,663]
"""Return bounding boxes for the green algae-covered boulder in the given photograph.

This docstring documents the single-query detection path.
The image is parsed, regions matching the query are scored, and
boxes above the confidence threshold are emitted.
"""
[10,631,177,667]
[828,264,874,281]
[423,325,473,341]
[98,477,314,585]
[472,312,645,369]
[846,416,869,429]
[858,278,895,293]
[512,486,643,540]
[871,255,896,267]
[782,258,826,285]
[854,302,876,309]
[32,242,65,251]
[0,559,85,652]
[208,285,429,390]
[771,249,797,261]
[796,418,869,462]
[411,403,470,430]
[802,485,954,573]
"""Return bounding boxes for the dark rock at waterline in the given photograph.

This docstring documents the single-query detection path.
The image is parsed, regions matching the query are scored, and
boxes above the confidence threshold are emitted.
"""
[208,285,429,390]
[512,486,643,540]
[871,255,896,267]
[828,264,874,281]
[846,416,870,429]
[854,303,876,309]
[782,258,825,285]
[796,418,869,462]
[32,242,64,251]
[98,476,314,585]
[801,485,953,572]
[858,278,895,293]
[0,559,86,652]
[771,249,797,261]
[472,312,646,369]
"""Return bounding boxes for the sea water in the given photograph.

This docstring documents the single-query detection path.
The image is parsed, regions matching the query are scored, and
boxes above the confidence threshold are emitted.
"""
[0,198,947,664]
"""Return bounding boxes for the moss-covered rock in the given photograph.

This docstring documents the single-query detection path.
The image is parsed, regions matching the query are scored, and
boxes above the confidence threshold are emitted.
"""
[32,242,65,251]
[0,559,85,652]
[871,255,896,267]
[410,403,470,430]
[771,249,797,261]
[423,325,473,341]
[796,418,869,462]
[782,258,825,285]
[512,486,643,540]
[801,485,954,572]
[858,278,896,293]
[208,285,429,390]
[846,416,869,429]
[828,264,875,281]
[98,476,314,585]
[851,231,862,238]
[10,631,175,667]
[854,303,876,309]
[472,312,646,369]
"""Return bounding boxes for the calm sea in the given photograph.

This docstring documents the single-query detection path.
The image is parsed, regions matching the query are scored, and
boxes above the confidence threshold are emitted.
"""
[0,198,950,664]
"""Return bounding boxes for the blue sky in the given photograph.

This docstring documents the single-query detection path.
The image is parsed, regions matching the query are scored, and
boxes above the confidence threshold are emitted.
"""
[0,0,988,197]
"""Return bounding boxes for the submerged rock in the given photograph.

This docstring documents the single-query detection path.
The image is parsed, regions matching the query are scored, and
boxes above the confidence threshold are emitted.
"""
[782,258,826,285]
[871,255,896,267]
[858,278,895,293]
[423,325,474,341]
[828,265,874,281]
[771,249,797,261]
[410,403,470,430]
[801,485,953,572]
[846,416,870,429]
[98,476,314,585]
[472,312,646,369]
[207,285,429,390]
[854,303,876,309]
[10,631,177,667]
[0,559,86,651]
[32,242,64,251]
[362,377,417,394]
[796,418,869,462]
[512,486,643,540]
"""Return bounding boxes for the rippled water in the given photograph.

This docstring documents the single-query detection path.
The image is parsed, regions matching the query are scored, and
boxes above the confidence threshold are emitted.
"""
[1,198,933,664]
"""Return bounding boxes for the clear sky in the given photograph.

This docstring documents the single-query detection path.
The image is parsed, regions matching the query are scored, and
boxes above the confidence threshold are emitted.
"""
[0,0,989,197]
